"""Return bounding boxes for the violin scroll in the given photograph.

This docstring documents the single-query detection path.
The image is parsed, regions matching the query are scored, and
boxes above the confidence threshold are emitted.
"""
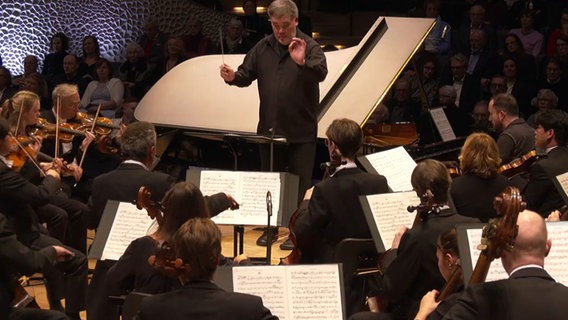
[136,186,164,225]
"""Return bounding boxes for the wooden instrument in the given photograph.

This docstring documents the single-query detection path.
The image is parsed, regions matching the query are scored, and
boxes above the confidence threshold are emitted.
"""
[73,112,120,137]
[437,264,463,301]
[497,150,538,179]
[30,118,86,143]
[136,186,164,226]
[11,277,40,309]
[469,186,524,285]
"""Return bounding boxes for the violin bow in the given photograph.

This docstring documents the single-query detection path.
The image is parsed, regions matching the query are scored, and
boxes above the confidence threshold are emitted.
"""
[14,100,24,136]
[78,103,101,168]
[54,96,60,159]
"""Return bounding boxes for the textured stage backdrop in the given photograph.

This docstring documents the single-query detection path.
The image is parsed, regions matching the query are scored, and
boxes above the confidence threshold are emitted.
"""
[0,0,228,75]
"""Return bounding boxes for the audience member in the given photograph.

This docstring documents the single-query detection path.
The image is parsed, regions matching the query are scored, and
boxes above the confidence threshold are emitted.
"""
[80,58,124,118]
[501,33,538,82]
[41,32,68,79]
[453,4,497,55]
[422,0,451,56]
[0,66,16,108]
[183,17,213,59]
[471,100,492,134]
[238,0,271,45]
[545,9,568,57]
[527,89,559,127]
[216,18,253,54]
[509,9,544,57]
[441,53,480,114]
[539,58,567,109]
[502,58,537,118]
[120,42,150,100]
[387,78,421,124]
[79,35,102,80]
[12,55,39,89]
[23,72,51,110]
[138,18,168,66]
[51,54,90,96]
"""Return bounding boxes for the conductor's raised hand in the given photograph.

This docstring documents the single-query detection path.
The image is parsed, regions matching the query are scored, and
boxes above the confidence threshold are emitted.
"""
[219,64,235,82]
[289,37,306,66]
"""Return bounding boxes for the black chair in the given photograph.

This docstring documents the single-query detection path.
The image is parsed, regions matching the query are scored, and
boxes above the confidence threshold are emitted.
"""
[333,238,379,317]
[121,292,153,320]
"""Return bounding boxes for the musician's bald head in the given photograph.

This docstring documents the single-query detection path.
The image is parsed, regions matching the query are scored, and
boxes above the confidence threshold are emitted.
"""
[501,210,551,274]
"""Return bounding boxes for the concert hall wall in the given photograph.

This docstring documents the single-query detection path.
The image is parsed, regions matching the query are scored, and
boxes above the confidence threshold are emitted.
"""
[0,0,228,75]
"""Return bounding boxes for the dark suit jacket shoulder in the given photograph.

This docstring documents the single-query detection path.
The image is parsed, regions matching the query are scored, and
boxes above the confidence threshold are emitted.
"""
[293,167,389,263]
[138,280,277,320]
[523,146,568,216]
[87,163,175,229]
[450,173,512,222]
[443,267,568,320]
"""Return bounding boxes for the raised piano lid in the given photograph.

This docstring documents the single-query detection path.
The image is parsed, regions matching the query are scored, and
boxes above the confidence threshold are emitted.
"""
[135,17,435,139]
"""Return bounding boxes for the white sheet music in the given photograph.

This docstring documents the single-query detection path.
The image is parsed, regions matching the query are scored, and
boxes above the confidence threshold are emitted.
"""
[199,171,282,226]
[232,264,343,320]
[363,192,419,250]
[360,146,416,192]
[429,108,456,141]
[555,172,568,201]
[101,202,154,261]
[464,222,568,285]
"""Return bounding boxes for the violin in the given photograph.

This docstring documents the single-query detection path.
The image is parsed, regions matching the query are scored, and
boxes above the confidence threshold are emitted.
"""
[72,112,120,137]
[136,186,164,225]
[30,118,86,143]
[6,134,73,174]
[497,150,538,178]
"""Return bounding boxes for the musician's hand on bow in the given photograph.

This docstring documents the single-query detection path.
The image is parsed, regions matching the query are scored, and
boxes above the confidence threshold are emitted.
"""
[391,226,409,249]
[81,131,95,151]
[289,37,306,66]
[220,64,235,82]
[52,245,74,262]
[233,253,250,265]
[303,186,314,200]
[547,210,561,222]
[415,290,440,320]
[224,193,240,210]
[68,163,83,182]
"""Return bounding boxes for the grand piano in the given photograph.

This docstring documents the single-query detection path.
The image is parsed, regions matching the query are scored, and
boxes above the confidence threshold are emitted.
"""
[135,16,464,176]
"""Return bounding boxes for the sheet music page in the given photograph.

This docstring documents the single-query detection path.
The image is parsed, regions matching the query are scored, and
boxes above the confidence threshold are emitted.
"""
[286,264,343,320]
[101,202,154,261]
[362,146,416,192]
[541,222,568,285]
[233,266,289,320]
[555,172,568,199]
[465,223,568,285]
[429,108,456,141]
[365,192,419,250]
[232,265,343,320]
[465,229,507,282]
[199,171,281,226]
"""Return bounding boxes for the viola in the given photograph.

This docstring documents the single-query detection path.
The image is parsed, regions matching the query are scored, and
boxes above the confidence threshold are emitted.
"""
[6,134,73,174]
[469,186,524,284]
[136,186,164,225]
[497,150,538,178]
[97,136,121,157]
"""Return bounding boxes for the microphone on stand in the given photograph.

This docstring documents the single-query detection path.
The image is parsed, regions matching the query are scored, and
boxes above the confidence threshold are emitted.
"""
[266,190,273,265]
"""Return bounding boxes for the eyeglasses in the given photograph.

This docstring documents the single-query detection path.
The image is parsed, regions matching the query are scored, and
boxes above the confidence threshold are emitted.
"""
[270,21,292,31]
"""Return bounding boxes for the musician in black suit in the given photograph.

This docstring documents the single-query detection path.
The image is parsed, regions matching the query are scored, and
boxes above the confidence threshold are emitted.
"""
[293,118,389,316]
[523,109,568,216]
[489,93,534,164]
[137,217,277,320]
[376,160,478,320]
[0,117,88,320]
[86,121,236,320]
[0,213,70,320]
[443,210,568,319]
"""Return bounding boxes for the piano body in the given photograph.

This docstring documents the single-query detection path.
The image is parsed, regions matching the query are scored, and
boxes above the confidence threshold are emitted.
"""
[135,17,463,173]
